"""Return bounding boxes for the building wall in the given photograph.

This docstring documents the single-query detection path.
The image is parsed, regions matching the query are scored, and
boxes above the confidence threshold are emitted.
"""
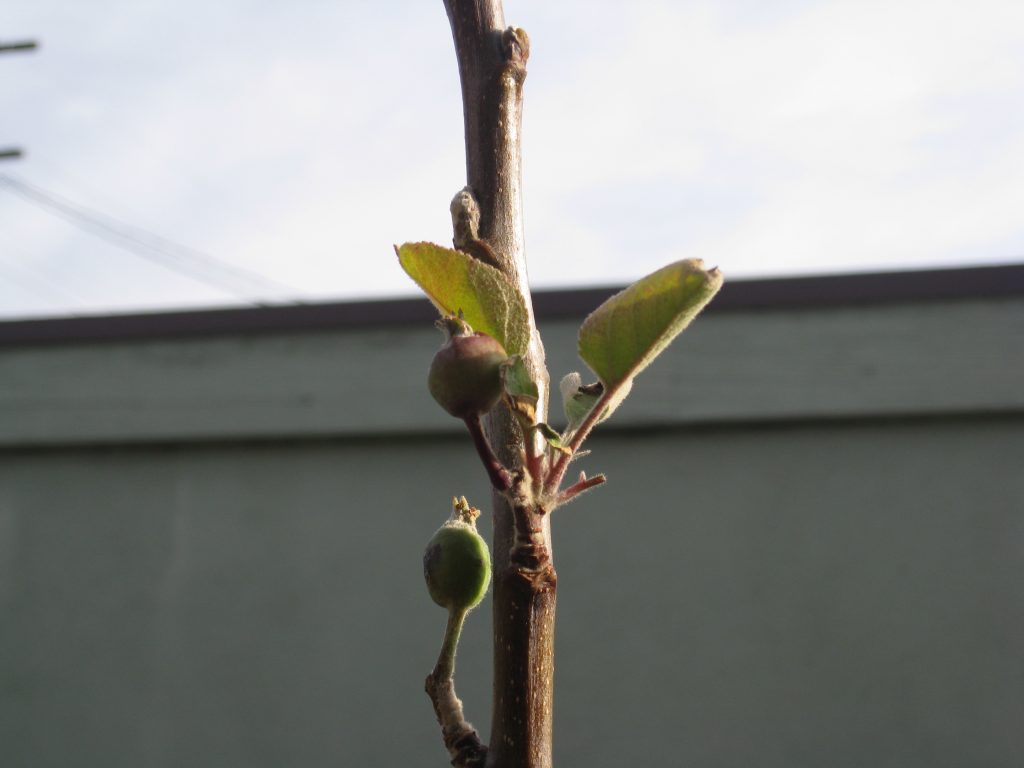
[1,280,1022,767]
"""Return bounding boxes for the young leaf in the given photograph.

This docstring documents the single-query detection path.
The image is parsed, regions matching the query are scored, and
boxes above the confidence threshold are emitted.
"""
[578,259,722,389]
[534,422,572,455]
[559,372,632,435]
[502,356,539,426]
[559,372,594,433]
[502,356,539,401]
[396,241,530,355]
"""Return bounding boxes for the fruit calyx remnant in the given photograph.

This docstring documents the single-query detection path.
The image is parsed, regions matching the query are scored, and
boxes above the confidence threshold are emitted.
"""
[437,313,474,340]
[449,495,480,525]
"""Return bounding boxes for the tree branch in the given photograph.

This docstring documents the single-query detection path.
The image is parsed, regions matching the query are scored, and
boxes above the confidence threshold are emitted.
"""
[442,2,555,767]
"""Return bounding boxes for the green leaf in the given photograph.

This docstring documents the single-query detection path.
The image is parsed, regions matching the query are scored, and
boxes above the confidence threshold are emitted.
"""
[396,242,530,355]
[502,356,539,426]
[578,259,722,389]
[534,422,572,455]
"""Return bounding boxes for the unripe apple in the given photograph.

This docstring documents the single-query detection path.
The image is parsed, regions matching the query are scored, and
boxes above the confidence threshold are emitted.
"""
[424,497,491,612]
[428,316,507,419]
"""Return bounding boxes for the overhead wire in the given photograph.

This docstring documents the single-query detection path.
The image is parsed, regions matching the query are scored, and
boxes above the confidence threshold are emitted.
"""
[0,261,85,316]
[0,173,303,305]
[28,152,182,236]
[0,237,92,312]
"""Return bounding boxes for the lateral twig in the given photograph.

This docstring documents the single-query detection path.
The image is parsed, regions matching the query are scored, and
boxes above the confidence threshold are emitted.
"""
[556,472,607,507]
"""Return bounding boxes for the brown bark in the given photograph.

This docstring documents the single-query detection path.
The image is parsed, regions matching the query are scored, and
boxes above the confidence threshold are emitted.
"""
[441,2,555,767]
[488,507,556,768]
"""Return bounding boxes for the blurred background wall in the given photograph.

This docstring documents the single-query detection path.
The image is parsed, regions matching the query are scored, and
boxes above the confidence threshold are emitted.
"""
[1,265,1022,767]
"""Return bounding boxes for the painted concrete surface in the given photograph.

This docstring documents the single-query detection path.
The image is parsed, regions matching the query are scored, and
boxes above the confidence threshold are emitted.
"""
[1,291,1022,767]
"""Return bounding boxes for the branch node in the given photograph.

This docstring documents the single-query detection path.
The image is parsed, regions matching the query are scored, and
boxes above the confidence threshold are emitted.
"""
[425,673,488,768]
[510,560,557,593]
[509,502,553,571]
[501,26,530,65]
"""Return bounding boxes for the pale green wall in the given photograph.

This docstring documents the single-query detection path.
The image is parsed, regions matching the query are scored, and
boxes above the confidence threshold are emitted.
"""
[1,294,1022,767]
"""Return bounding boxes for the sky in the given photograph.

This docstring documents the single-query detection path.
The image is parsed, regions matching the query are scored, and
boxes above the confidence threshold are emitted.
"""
[1,0,1023,319]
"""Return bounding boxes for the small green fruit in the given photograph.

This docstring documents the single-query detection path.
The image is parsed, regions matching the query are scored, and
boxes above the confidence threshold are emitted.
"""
[427,316,507,419]
[424,497,491,612]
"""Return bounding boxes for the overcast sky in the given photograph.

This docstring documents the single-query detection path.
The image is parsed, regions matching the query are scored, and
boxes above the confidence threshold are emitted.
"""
[2,0,1023,319]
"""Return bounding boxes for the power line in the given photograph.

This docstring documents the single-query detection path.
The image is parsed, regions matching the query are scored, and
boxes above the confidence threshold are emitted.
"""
[0,265,84,314]
[0,238,93,310]
[30,152,172,232]
[0,174,302,305]
[0,263,69,312]
[0,40,39,53]
[0,261,87,316]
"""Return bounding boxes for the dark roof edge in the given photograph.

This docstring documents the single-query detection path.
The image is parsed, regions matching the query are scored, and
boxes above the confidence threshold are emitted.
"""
[2,263,1023,346]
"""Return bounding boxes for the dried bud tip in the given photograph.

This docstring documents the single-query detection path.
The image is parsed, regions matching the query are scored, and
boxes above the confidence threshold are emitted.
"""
[450,187,481,248]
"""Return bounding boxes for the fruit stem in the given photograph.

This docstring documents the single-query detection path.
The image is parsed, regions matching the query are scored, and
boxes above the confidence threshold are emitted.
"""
[464,413,513,492]
[425,602,487,767]
[434,606,468,681]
